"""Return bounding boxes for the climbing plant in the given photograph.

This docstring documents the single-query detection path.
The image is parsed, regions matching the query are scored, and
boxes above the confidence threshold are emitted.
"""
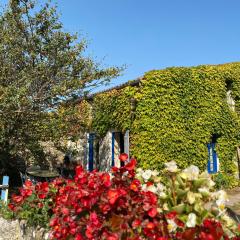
[79,63,240,188]
[92,85,137,136]
[131,63,240,188]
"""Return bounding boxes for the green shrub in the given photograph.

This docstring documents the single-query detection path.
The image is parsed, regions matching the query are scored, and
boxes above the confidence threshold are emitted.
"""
[0,201,14,220]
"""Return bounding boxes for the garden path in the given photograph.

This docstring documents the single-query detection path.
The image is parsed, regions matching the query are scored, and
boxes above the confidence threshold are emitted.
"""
[226,187,240,214]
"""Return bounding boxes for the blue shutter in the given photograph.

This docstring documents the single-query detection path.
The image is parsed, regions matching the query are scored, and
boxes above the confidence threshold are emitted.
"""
[207,143,219,174]
[112,132,115,167]
[88,133,95,171]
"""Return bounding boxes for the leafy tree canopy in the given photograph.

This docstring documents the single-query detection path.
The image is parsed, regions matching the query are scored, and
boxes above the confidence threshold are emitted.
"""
[0,0,122,168]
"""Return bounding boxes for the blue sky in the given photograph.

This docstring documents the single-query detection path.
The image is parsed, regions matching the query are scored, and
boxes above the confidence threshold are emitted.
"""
[2,0,240,90]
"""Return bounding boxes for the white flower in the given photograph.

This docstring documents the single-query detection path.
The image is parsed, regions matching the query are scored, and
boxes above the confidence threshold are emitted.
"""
[198,187,210,195]
[163,203,169,211]
[147,185,157,193]
[167,219,177,232]
[159,191,167,198]
[136,168,143,173]
[217,190,228,201]
[151,170,159,176]
[156,183,166,192]
[186,213,197,228]
[212,190,228,202]
[216,198,226,212]
[208,179,216,188]
[157,207,162,213]
[199,171,210,178]
[199,171,215,188]
[141,170,152,181]
[187,191,196,204]
[181,165,199,180]
[165,161,178,173]
[221,214,236,228]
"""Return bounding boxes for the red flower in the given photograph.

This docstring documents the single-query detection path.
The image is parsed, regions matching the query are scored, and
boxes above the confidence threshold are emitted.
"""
[175,218,185,228]
[75,234,84,240]
[165,211,177,219]
[106,233,119,240]
[125,158,137,171]
[12,194,23,203]
[146,222,155,229]
[36,182,49,193]
[146,181,153,186]
[200,219,224,240]
[199,232,215,240]
[119,153,128,162]
[182,228,196,240]
[24,180,32,188]
[20,188,33,197]
[148,208,157,218]
[111,166,119,173]
[38,193,47,199]
[101,173,111,187]
[75,165,84,177]
[132,219,141,228]
[38,202,44,208]
[40,182,49,192]
[130,179,141,192]
[90,212,100,226]
[107,189,120,204]
[8,203,16,211]
[100,203,111,214]
[50,217,58,227]
[61,207,70,215]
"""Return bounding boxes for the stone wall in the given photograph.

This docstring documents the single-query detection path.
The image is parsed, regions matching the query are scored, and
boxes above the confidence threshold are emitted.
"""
[0,217,49,240]
[99,131,112,172]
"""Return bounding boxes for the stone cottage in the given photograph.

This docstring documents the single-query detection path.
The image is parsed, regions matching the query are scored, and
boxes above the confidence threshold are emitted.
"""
[69,62,240,184]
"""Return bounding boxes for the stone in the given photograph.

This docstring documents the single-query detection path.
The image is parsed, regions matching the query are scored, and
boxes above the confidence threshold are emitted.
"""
[0,217,49,240]
[0,217,21,240]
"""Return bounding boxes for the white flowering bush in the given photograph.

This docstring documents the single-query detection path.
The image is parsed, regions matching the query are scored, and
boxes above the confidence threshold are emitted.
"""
[136,161,239,237]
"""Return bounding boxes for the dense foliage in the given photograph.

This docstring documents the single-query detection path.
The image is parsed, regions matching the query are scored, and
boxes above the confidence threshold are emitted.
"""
[6,155,240,239]
[85,63,240,187]
[0,0,121,169]
[92,86,137,136]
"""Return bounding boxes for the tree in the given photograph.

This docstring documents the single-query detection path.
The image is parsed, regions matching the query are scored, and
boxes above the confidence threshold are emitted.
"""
[0,0,122,170]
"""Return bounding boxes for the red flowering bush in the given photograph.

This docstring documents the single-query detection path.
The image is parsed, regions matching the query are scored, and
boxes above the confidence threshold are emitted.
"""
[50,159,172,239]
[8,179,65,227]
[7,154,240,239]
[49,157,240,240]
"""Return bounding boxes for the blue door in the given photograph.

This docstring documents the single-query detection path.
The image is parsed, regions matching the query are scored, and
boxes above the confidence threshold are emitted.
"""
[207,143,219,174]
[88,133,95,171]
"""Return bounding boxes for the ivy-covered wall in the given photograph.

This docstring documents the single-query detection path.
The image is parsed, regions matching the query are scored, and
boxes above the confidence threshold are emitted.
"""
[92,86,137,135]
[80,62,240,185]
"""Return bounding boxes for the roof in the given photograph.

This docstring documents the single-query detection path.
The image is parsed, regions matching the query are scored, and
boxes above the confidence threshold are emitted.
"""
[67,77,142,106]
[87,77,142,100]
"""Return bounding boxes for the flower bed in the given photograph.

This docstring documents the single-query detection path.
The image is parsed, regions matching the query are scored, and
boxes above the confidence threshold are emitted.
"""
[6,155,240,239]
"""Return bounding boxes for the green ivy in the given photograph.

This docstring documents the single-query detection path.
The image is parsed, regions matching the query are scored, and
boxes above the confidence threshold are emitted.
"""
[84,63,240,187]
[92,86,137,136]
